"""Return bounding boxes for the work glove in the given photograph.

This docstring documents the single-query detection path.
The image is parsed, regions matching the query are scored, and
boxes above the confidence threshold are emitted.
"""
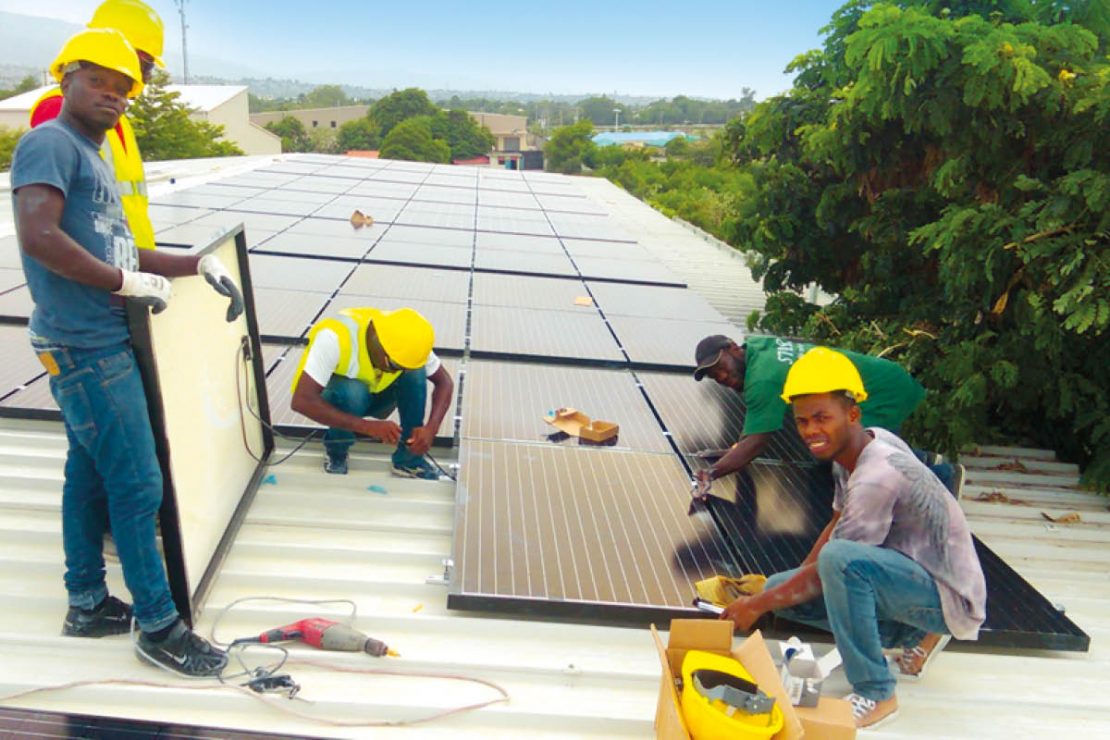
[114,269,171,314]
[197,254,245,322]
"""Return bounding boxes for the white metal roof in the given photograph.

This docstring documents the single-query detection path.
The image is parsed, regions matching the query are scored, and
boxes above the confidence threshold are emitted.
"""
[0,154,1107,738]
[165,84,248,112]
[0,85,54,111]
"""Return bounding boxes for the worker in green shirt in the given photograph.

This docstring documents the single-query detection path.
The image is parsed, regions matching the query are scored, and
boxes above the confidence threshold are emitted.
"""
[692,334,962,497]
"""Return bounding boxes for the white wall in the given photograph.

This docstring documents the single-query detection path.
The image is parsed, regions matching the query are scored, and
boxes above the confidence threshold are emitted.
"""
[202,90,281,156]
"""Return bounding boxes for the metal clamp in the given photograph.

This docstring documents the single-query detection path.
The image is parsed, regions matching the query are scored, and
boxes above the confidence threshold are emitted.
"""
[426,557,454,585]
[692,669,776,716]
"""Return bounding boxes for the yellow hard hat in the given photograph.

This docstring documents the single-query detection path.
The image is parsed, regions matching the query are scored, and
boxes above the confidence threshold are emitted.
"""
[51,28,144,98]
[780,346,869,403]
[88,0,165,68]
[373,308,435,370]
[681,650,784,740]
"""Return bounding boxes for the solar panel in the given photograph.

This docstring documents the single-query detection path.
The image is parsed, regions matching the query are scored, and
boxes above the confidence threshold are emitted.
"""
[588,282,725,322]
[312,199,405,224]
[385,225,474,247]
[471,272,590,311]
[534,194,606,214]
[0,269,24,294]
[188,210,304,233]
[248,254,354,293]
[256,232,376,260]
[0,286,33,319]
[0,236,22,269]
[473,249,577,277]
[476,208,555,236]
[252,288,331,340]
[344,181,419,199]
[264,345,459,442]
[154,222,239,249]
[469,305,622,363]
[0,373,54,414]
[340,264,471,304]
[0,326,42,403]
[227,197,323,217]
[323,295,468,351]
[562,238,654,262]
[474,232,565,254]
[608,315,738,368]
[412,185,477,205]
[477,191,540,209]
[146,204,212,230]
[150,191,248,210]
[461,360,671,453]
[547,214,634,242]
[449,440,738,617]
[366,240,473,269]
[574,256,683,286]
[257,162,326,175]
[246,188,337,205]
[280,176,355,194]
[395,207,475,231]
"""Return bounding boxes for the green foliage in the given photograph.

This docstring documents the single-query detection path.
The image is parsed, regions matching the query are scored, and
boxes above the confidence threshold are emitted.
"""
[428,109,495,159]
[722,1,1110,489]
[379,117,451,163]
[335,117,380,152]
[128,70,243,160]
[369,88,438,139]
[264,115,313,153]
[544,120,596,174]
[0,125,23,171]
[299,84,353,109]
[0,75,37,101]
[637,92,757,125]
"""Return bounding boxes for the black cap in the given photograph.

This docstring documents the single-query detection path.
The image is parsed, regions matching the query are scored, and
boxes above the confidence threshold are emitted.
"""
[693,335,734,381]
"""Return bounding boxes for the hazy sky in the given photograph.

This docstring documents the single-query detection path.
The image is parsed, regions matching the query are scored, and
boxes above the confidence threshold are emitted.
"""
[0,0,847,98]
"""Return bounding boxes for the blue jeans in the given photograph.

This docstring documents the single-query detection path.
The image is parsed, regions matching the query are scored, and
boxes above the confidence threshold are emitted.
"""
[321,368,427,465]
[44,343,179,633]
[767,539,949,701]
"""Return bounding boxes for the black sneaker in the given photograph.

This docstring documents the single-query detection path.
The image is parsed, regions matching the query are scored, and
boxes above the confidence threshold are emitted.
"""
[324,453,349,475]
[62,595,132,638]
[136,620,228,677]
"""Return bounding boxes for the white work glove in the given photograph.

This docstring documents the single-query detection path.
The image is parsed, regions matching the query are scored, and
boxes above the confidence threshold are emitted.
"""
[197,254,244,322]
[114,269,171,314]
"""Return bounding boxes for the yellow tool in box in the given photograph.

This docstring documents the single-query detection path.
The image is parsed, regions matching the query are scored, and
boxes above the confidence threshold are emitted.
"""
[695,574,768,607]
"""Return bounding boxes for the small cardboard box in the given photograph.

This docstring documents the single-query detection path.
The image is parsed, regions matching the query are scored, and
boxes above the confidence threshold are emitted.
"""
[651,620,803,740]
[795,697,856,740]
[777,640,842,708]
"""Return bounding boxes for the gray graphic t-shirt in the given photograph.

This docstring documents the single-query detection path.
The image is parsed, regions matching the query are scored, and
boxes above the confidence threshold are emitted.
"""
[831,428,987,639]
[11,119,138,349]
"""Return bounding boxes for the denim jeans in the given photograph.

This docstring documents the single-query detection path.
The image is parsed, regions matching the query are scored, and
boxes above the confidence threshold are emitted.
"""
[321,368,427,465]
[767,539,949,701]
[44,342,179,633]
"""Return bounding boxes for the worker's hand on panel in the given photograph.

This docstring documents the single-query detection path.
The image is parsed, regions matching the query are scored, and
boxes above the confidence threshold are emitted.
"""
[197,254,245,322]
[692,448,727,460]
[362,419,402,445]
[692,469,713,499]
[720,595,762,632]
[407,426,435,456]
[114,269,172,314]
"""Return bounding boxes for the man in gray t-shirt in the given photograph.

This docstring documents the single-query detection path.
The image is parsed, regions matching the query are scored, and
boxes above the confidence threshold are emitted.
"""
[720,347,986,730]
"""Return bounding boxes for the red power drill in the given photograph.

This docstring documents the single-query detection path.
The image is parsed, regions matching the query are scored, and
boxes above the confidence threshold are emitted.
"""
[253,617,396,657]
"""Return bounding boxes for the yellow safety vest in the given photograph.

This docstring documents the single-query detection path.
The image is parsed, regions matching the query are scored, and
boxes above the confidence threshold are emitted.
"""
[30,88,156,250]
[292,308,402,394]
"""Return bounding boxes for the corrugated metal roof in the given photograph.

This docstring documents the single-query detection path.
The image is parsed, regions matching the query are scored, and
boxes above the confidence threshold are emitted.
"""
[1,155,1107,738]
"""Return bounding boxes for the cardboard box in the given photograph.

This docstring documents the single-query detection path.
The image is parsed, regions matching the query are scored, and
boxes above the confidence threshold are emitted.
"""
[795,697,856,740]
[652,620,803,740]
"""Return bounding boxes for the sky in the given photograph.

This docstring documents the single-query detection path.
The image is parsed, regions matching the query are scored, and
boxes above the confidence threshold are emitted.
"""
[0,0,848,99]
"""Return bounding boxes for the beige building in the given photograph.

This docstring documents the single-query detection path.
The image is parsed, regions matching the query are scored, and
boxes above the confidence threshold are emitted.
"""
[0,84,281,156]
[250,104,369,132]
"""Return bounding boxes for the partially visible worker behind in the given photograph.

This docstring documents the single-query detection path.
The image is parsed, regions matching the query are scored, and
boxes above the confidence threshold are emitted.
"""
[10,28,244,676]
[692,334,963,497]
[720,348,987,730]
[290,306,455,480]
[29,0,164,252]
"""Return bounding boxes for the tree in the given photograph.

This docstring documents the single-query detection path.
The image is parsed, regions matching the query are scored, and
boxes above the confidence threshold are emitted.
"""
[577,95,626,126]
[299,84,352,109]
[336,117,380,152]
[544,120,596,174]
[428,109,495,159]
[264,115,313,153]
[723,1,1109,488]
[0,126,23,171]
[368,88,438,139]
[0,75,38,101]
[379,117,451,163]
[128,70,243,160]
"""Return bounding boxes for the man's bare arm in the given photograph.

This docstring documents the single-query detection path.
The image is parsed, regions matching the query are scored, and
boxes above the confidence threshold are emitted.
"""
[15,184,122,290]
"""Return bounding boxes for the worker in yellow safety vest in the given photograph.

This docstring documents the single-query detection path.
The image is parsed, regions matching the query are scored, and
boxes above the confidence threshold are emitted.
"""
[291,307,455,480]
[29,0,165,251]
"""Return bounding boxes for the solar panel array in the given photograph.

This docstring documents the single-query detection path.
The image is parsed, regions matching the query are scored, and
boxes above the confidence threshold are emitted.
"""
[0,155,1087,647]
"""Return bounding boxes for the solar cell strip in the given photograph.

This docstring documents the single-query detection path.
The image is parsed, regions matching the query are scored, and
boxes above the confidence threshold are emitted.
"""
[252,288,332,341]
[460,360,672,453]
[607,315,739,369]
[0,287,33,320]
[455,440,737,608]
[470,273,591,311]
[0,327,45,403]
[469,305,623,363]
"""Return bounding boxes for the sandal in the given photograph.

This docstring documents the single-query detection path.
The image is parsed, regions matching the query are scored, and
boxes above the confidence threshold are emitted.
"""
[895,633,952,681]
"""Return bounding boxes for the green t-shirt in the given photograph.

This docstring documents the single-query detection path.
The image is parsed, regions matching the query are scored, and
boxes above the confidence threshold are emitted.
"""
[741,336,926,436]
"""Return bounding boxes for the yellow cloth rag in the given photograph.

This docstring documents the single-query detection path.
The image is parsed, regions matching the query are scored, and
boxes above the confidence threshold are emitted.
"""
[695,574,768,607]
